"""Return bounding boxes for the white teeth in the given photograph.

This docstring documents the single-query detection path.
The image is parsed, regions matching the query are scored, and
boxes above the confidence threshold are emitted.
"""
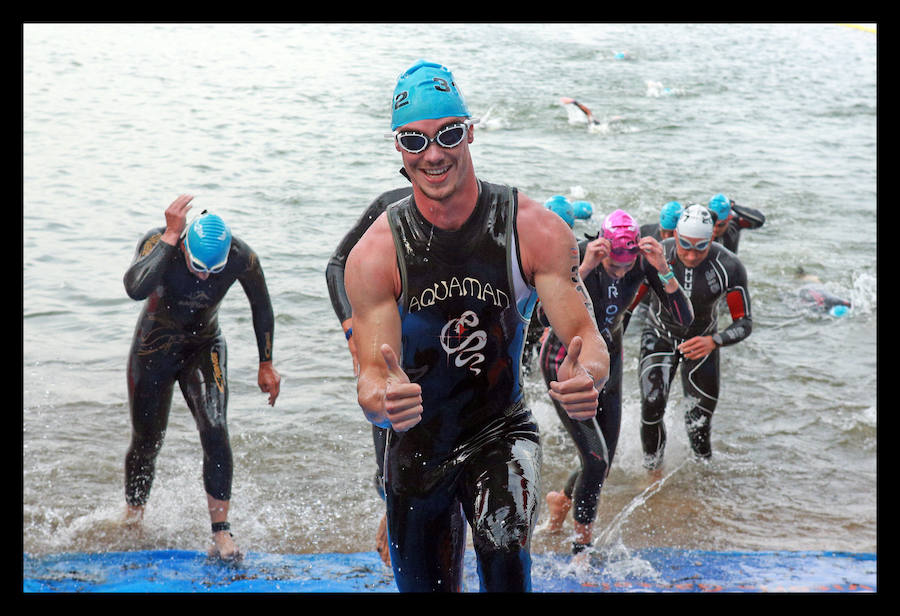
[424,167,449,176]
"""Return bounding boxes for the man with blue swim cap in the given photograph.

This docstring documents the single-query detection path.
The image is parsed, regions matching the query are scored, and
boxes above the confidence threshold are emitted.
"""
[347,60,610,592]
[123,194,281,562]
[707,192,766,254]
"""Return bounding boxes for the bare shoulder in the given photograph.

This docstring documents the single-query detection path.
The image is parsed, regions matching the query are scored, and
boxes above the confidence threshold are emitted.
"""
[345,212,400,300]
[516,193,578,279]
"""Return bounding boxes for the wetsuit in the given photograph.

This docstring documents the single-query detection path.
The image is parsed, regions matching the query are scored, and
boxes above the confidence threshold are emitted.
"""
[385,180,540,592]
[635,240,751,466]
[123,228,274,506]
[326,187,413,498]
[715,202,766,254]
[539,241,692,537]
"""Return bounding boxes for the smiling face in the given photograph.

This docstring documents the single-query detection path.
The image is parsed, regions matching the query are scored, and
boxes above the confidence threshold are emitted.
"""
[395,116,475,204]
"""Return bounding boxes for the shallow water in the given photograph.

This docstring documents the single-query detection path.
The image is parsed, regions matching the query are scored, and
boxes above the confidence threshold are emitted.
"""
[24,23,876,561]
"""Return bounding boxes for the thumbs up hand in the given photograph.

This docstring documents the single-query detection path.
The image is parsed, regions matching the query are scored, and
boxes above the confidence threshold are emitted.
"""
[380,344,424,432]
[549,336,602,421]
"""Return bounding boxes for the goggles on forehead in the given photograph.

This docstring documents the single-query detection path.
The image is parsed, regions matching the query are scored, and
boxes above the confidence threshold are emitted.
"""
[392,120,472,154]
[676,235,711,251]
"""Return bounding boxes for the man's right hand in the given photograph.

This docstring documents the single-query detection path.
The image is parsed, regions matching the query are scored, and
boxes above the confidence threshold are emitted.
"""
[380,344,423,432]
[161,194,194,246]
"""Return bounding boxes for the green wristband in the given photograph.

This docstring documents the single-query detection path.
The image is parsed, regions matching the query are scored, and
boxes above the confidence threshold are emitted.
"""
[658,270,675,284]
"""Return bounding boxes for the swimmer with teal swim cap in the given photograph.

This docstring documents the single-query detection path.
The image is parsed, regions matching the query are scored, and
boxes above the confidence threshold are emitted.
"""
[182,212,232,277]
[391,60,470,131]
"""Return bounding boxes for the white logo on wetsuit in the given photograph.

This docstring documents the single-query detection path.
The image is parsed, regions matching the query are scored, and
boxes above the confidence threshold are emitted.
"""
[440,310,486,375]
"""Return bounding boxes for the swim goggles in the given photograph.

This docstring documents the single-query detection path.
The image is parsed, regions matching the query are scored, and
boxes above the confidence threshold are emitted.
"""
[392,120,472,154]
[180,210,230,274]
[676,235,711,251]
[610,245,640,259]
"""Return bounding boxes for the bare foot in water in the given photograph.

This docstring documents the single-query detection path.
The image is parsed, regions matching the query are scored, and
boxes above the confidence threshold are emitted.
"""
[375,513,391,567]
[208,530,242,563]
[123,504,144,529]
[545,490,572,532]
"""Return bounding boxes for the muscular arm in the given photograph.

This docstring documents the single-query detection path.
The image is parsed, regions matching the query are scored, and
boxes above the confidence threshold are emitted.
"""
[517,195,609,389]
[345,213,422,431]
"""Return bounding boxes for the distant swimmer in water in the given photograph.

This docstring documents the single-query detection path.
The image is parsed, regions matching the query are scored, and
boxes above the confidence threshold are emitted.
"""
[794,267,852,317]
[122,195,281,562]
[560,97,625,129]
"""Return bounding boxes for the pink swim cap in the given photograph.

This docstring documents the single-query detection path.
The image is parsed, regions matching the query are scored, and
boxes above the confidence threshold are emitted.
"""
[601,209,641,263]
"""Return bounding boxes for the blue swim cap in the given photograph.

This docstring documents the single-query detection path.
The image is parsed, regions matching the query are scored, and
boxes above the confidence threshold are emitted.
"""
[659,201,684,230]
[184,213,232,273]
[572,200,593,219]
[829,305,849,317]
[545,195,574,228]
[708,193,731,222]
[391,60,471,131]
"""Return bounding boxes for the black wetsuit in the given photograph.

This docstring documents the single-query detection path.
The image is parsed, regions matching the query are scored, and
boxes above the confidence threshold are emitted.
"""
[385,180,540,592]
[715,202,766,254]
[325,187,413,500]
[539,241,692,534]
[123,228,274,506]
[636,240,752,466]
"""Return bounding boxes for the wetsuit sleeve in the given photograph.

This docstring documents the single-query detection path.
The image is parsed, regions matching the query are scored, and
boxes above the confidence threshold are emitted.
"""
[326,190,408,325]
[641,258,694,328]
[123,228,176,300]
[622,282,649,333]
[235,240,276,363]
[713,258,753,347]
[731,202,766,230]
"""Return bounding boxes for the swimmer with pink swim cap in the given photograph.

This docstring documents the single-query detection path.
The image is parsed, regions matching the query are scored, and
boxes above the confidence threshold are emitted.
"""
[601,209,642,264]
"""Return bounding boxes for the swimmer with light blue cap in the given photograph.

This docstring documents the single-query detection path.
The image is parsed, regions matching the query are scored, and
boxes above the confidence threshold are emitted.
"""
[182,212,232,275]
[658,201,684,238]
[391,60,471,131]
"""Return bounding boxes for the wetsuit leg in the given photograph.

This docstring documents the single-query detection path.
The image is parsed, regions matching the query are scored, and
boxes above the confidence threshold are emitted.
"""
[124,350,178,507]
[177,337,232,502]
[679,347,720,459]
[539,340,620,527]
[638,329,681,468]
[458,421,542,592]
[385,468,468,592]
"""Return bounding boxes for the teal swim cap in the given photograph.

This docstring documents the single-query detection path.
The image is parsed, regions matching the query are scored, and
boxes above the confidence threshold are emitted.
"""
[659,201,684,230]
[545,195,574,228]
[708,193,731,222]
[829,305,849,317]
[572,200,593,219]
[391,60,470,131]
[184,213,232,274]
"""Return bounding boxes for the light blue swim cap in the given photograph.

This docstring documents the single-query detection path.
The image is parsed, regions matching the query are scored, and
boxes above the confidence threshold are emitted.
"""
[659,201,684,230]
[572,200,593,220]
[545,195,574,228]
[708,193,731,222]
[829,305,849,317]
[184,213,232,273]
[391,60,471,131]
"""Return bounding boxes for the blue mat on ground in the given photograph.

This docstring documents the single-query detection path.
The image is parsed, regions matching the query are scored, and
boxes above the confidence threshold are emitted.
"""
[23,549,876,593]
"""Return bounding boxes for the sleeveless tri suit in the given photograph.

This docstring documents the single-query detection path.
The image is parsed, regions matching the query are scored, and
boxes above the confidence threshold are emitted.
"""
[384,180,541,592]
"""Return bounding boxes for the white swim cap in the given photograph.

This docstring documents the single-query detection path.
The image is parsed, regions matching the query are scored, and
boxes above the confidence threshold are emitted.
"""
[676,204,714,240]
